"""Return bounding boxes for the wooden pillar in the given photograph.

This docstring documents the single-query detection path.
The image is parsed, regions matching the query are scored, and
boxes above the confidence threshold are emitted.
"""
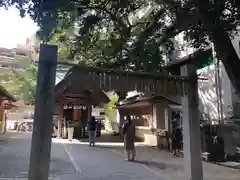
[28,44,57,180]
[153,104,160,147]
[57,104,62,138]
[86,105,92,137]
[87,105,92,121]
[164,108,172,151]
[0,99,3,133]
[3,112,7,133]
[63,116,67,138]
[181,63,203,180]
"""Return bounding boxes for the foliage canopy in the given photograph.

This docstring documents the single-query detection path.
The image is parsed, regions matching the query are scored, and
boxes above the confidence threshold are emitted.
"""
[2,0,240,93]
[103,92,119,122]
[0,57,37,105]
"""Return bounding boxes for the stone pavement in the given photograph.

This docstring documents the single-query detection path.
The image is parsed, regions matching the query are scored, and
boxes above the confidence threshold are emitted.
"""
[108,145,240,180]
[0,131,18,143]
[0,132,74,179]
[1,131,239,180]
[76,130,240,180]
[52,138,165,180]
[0,132,165,180]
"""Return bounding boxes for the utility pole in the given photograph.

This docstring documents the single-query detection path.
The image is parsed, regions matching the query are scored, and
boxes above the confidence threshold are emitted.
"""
[28,44,58,180]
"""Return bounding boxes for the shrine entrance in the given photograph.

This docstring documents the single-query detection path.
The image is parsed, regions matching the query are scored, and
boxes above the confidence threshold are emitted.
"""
[62,105,88,139]
[29,44,205,180]
[53,60,203,180]
[54,72,110,139]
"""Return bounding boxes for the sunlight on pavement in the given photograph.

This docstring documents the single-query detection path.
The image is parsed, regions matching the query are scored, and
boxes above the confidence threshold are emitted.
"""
[52,138,145,147]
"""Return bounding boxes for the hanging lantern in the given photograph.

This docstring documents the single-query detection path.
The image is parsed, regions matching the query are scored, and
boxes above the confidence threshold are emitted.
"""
[74,105,82,110]
[63,104,74,109]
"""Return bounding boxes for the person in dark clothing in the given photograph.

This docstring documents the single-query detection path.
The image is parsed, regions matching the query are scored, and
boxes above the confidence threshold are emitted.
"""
[122,115,136,161]
[96,121,101,137]
[211,131,225,162]
[87,116,97,146]
[171,127,183,157]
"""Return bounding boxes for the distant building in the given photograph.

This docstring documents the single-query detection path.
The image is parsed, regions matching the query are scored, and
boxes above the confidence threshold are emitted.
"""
[0,46,30,70]
[0,37,39,71]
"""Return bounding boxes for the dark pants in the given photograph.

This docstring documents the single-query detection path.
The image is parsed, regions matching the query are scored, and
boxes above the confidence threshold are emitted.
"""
[88,130,96,145]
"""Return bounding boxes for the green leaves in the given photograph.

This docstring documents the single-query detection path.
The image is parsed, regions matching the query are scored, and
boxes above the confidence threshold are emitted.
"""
[103,92,119,122]
[14,0,239,76]
[1,57,37,105]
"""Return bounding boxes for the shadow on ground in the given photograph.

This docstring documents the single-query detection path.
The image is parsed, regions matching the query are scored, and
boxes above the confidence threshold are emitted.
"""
[132,160,183,171]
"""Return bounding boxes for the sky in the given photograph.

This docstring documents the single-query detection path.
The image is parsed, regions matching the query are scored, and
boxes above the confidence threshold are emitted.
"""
[0,6,39,48]
[0,7,65,83]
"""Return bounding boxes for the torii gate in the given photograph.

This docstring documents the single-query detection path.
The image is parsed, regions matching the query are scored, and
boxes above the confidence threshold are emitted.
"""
[28,44,202,180]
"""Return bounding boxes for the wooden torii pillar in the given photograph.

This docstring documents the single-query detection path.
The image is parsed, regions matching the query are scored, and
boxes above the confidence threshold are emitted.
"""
[28,44,58,180]
[0,99,4,133]
[181,62,203,180]
[165,50,211,180]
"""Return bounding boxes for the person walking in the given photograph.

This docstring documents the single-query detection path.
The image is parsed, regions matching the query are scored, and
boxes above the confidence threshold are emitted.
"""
[87,116,97,146]
[171,126,183,157]
[122,115,136,161]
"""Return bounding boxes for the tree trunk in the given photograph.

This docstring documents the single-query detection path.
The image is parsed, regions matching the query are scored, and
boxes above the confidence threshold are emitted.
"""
[194,1,240,94]
[211,29,240,95]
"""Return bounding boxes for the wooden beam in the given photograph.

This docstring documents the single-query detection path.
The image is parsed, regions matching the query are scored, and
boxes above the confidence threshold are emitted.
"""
[71,64,188,80]
[64,94,88,98]
[70,67,188,96]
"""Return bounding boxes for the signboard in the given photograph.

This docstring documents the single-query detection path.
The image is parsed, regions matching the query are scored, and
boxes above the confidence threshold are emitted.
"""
[197,49,214,69]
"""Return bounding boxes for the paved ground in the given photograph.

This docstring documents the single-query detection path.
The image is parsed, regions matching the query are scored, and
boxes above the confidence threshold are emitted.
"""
[56,140,164,180]
[74,131,240,180]
[0,132,74,179]
[0,132,164,180]
[108,145,240,180]
[1,132,240,180]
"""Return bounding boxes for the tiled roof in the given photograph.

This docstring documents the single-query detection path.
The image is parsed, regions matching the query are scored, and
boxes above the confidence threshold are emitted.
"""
[117,93,181,107]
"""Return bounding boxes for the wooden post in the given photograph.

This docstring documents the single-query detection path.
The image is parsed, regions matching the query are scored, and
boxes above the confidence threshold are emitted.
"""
[181,63,203,180]
[86,105,92,136]
[28,44,57,180]
[0,99,3,133]
[3,112,7,133]
[57,104,62,138]
[87,105,92,121]
[165,108,172,151]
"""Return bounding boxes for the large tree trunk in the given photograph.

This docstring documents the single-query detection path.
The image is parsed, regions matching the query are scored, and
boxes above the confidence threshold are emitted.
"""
[194,1,240,94]
[211,29,240,95]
